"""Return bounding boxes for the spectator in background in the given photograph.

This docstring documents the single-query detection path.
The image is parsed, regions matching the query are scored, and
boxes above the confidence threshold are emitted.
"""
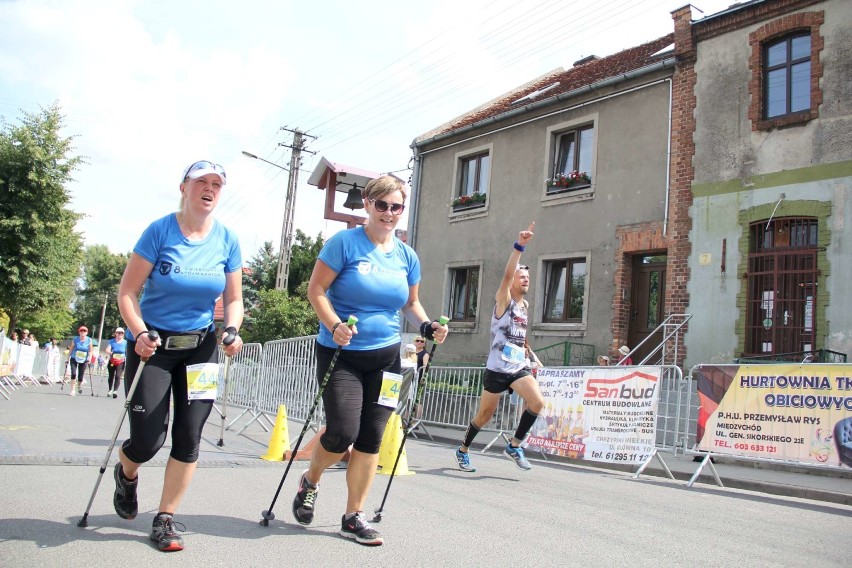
[20,329,31,346]
[597,355,610,366]
[413,336,429,377]
[617,345,633,366]
[28,332,37,348]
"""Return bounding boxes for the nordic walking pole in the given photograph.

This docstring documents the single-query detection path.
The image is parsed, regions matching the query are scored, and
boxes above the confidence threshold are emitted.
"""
[260,315,358,527]
[78,330,160,528]
[88,357,96,397]
[216,328,239,447]
[372,316,449,523]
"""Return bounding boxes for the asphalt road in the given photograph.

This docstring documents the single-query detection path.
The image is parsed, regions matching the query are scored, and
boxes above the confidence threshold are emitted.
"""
[1,381,850,567]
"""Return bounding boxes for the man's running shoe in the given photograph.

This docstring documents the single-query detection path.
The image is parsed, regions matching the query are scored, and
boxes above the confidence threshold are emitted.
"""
[113,462,138,519]
[340,512,383,546]
[149,513,185,552]
[292,472,319,525]
[455,448,476,472]
[504,443,532,470]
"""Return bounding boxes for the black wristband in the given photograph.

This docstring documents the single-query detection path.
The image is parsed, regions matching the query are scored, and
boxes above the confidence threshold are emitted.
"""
[420,320,435,341]
[514,241,525,252]
[331,321,343,334]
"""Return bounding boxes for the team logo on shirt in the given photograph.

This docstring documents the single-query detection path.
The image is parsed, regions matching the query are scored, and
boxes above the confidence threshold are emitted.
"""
[358,261,372,275]
[159,261,172,276]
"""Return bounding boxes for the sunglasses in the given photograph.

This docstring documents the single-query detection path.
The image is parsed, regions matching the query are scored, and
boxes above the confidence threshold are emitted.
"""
[368,198,405,215]
[516,264,530,272]
[182,160,227,181]
[415,339,425,343]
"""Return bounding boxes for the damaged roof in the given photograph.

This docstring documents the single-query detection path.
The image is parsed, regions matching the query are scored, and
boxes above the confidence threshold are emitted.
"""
[414,33,675,145]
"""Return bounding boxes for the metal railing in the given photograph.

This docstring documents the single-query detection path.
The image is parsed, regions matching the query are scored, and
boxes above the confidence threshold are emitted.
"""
[630,313,692,366]
[535,340,596,366]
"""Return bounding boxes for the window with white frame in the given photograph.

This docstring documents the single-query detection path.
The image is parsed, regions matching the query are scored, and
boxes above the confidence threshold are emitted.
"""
[448,266,480,321]
[542,258,586,322]
[453,152,490,208]
[548,125,594,194]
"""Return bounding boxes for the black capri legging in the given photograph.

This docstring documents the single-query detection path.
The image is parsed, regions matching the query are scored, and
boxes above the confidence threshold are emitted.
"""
[120,331,218,464]
[68,359,87,382]
[316,342,401,454]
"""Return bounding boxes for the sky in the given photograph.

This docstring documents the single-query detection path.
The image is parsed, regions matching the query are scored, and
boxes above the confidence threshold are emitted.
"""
[0,0,737,259]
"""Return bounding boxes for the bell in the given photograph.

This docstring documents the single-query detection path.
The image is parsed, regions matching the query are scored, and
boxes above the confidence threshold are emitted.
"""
[343,183,364,210]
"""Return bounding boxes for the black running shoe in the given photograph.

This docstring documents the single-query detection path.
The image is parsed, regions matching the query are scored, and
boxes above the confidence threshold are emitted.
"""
[149,513,185,552]
[113,462,138,519]
[340,512,383,546]
[292,472,319,525]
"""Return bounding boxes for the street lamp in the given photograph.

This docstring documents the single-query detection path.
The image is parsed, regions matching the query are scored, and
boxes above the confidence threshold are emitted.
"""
[241,151,289,172]
[242,150,294,291]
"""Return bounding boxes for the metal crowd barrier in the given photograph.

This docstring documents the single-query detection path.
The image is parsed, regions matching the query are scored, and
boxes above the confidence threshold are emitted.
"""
[418,365,522,450]
[214,342,263,438]
[229,335,319,436]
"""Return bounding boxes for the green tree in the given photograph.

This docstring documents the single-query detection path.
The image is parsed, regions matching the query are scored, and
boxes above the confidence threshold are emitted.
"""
[72,244,130,340]
[287,230,324,295]
[0,104,84,333]
[243,240,277,315]
[242,284,318,344]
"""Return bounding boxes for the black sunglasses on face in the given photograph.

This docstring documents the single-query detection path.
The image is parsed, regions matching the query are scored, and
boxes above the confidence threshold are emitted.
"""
[415,339,425,343]
[368,198,405,215]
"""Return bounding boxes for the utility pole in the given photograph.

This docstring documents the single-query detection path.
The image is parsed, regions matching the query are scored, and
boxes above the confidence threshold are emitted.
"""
[95,293,108,357]
[275,128,316,291]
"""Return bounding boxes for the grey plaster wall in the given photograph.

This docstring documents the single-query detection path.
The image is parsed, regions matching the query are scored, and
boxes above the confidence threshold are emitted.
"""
[692,0,852,183]
[413,75,673,363]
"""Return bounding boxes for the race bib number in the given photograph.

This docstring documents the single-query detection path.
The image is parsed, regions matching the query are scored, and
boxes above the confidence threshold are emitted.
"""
[377,371,402,409]
[74,350,88,363]
[111,353,125,362]
[501,342,525,364]
[186,363,219,401]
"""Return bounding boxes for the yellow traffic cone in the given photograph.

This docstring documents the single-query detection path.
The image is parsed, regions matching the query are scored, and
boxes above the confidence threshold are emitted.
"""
[261,405,291,461]
[377,412,414,476]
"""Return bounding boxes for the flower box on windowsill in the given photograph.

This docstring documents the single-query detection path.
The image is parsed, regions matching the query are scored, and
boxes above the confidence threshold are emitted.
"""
[452,201,487,212]
[451,192,487,212]
[545,182,591,195]
[546,171,591,194]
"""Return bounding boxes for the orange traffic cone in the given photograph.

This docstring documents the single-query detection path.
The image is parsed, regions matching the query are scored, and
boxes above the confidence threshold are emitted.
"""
[261,405,291,461]
[377,412,414,476]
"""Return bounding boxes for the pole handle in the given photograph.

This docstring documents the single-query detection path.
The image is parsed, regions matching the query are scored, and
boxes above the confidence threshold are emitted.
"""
[437,316,449,326]
[141,330,160,363]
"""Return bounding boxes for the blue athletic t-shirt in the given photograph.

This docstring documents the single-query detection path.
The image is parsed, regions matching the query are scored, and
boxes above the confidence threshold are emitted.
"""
[317,226,420,351]
[71,336,92,363]
[108,338,127,357]
[130,213,241,336]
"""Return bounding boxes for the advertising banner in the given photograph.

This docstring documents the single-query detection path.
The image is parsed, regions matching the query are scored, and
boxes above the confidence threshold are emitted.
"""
[695,364,851,466]
[526,366,662,465]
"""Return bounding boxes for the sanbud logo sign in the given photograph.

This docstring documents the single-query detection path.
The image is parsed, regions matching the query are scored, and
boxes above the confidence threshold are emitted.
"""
[584,372,658,400]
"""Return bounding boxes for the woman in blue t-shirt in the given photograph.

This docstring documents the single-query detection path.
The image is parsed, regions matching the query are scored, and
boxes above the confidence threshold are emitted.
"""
[67,325,91,396]
[104,327,128,398]
[114,160,244,552]
[291,175,448,547]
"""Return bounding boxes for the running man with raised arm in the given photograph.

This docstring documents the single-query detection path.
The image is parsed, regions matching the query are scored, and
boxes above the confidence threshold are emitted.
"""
[454,222,544,472]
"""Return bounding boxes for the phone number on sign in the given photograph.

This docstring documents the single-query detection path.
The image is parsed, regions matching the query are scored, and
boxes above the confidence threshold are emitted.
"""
[600,452,649,462]
[733,443,777,453]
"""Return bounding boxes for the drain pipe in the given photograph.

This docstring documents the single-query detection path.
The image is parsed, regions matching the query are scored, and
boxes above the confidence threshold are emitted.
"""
[407,146,423,248]
[663,78,673,237]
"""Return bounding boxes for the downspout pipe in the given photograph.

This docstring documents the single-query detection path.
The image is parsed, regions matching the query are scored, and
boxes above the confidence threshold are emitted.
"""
[663,77,673,237]
[408,146,423,248]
